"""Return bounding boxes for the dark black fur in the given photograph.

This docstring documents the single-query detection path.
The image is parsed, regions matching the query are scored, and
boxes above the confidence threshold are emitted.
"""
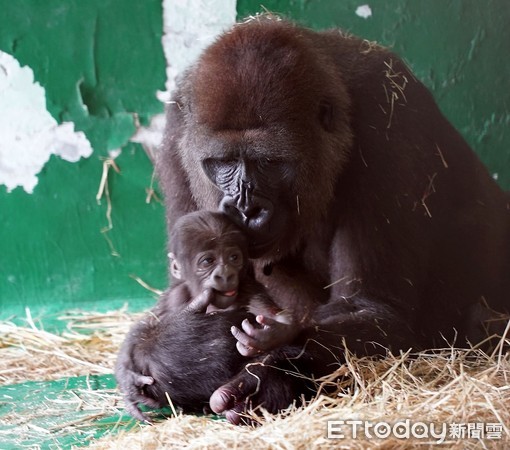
[115,210,297,421]
[115,310,247,421]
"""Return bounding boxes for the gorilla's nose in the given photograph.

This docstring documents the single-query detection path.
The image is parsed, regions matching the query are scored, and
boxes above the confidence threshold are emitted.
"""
[213,266,236,285]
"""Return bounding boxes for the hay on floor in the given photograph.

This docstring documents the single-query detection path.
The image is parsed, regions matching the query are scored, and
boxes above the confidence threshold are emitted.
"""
[0,309,509,449]
[0,308,140,384]
[88,343,510,449]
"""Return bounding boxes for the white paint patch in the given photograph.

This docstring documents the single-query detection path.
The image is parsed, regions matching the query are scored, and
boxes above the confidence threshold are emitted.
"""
[108,148,122,160]
[133,0,236,155]
[159,0,237,100]
[356,4,372,19]
[0,51,93,193]
[130,113,166,159]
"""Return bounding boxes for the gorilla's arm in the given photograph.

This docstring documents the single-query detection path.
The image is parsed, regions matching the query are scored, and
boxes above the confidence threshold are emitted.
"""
[210,296,417,424]
[212,229,419,423]
[114,316,164,422]
[115,289,216,421]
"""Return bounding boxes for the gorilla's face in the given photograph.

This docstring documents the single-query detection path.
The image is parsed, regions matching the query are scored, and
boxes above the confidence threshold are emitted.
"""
[202,152,294,257]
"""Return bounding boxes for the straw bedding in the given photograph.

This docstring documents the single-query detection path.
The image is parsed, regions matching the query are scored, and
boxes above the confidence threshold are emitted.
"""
[0,308,138,384]
[1,308,508,449]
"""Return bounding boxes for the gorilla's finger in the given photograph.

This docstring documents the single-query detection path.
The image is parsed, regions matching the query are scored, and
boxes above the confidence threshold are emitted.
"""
[255,314,277,327]
[241,318,259,335]
[231,325,259,349]
[184,289,214,313]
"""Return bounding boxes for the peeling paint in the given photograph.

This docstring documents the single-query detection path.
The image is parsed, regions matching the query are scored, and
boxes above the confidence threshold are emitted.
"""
[356,5,372,19]
[131,113,166,159]
[0,51,92,193]
[159,0,236,100]
[133,0,237,155]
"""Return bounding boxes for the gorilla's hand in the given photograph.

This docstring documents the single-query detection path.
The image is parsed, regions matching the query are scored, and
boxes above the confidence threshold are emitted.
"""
[183,288,214,313]
[117,368,160,423]
[231,315,298,357]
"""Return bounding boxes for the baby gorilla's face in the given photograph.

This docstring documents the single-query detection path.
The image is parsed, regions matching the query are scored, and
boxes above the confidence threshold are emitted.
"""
[194,242,245,310]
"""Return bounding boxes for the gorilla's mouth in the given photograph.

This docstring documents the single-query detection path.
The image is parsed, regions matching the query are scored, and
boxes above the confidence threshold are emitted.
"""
[212,289,238,309]
[221,202,287,258]
[217,289,237,297]
[245,210,288,258]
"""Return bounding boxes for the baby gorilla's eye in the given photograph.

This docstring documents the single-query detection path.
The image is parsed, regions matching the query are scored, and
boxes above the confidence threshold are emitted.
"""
[199,256,215,268]
[229,252,242,264]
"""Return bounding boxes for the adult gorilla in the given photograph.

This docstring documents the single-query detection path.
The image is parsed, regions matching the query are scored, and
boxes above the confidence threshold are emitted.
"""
[156,16,510,422]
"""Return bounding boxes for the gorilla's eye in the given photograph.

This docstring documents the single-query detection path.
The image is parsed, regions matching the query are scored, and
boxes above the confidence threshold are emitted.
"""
[202,158,238,186]
[198,256,215,268]
[258,158,273,168]
[229,252,242,264]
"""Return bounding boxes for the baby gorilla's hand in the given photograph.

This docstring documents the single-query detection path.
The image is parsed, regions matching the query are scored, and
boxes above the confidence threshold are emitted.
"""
[183,288,214,313]
[231,315,293,357]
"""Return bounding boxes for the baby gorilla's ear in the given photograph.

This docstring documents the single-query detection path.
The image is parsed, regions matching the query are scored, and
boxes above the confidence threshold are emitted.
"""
[168,252,182,280]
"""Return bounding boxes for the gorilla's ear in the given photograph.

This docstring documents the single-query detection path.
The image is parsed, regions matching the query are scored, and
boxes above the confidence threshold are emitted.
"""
[318,99,335,132]
[168,252,183,280]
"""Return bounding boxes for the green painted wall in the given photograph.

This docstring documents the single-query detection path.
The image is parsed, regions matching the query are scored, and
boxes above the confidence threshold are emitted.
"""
[0,0,167,321]
[238,0,510,189]
[0,2,508,447]
[1,0,509,323]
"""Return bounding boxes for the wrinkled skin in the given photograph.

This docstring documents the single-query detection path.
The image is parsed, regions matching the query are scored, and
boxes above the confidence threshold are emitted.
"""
[156,17,510,423]
[167,211,247,310]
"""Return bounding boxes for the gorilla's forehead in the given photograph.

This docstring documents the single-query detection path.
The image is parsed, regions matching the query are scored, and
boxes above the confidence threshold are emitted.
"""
[191,236,244,254]
[189,31,322,135]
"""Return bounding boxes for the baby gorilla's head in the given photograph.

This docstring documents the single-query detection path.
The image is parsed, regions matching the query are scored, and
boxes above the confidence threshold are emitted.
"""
[168,211,249,309]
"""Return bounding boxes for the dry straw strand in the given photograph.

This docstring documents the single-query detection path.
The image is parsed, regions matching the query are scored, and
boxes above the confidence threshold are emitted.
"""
[1,309,508,449]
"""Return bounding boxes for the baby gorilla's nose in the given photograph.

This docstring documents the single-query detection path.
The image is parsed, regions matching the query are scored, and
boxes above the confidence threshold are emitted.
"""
[212,264,238,292]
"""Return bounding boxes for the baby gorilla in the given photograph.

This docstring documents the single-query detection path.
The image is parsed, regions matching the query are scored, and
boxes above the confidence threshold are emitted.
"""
[115,211,295,421]
[163,210,293,355]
